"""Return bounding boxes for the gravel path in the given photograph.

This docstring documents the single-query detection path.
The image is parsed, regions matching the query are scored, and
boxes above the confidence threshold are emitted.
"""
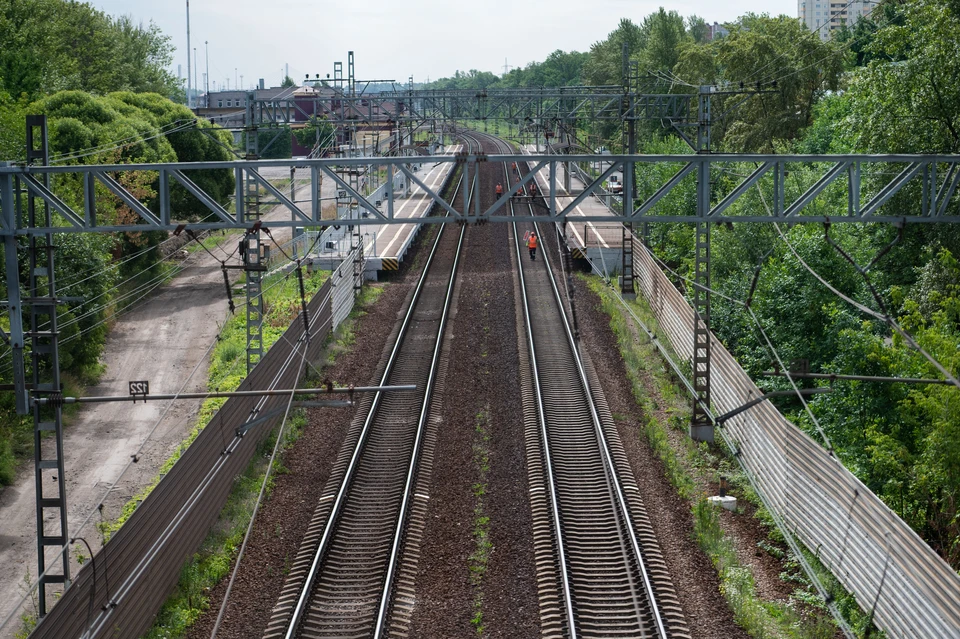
[0,175,339,638]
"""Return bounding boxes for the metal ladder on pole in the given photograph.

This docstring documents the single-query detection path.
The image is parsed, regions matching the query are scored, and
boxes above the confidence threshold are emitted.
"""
[244,94,265,374]
[26,115,71,616]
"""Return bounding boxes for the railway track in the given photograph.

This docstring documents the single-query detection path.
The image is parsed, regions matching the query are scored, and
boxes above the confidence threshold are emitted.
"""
[467,130,690,638]
[262,147,473,639]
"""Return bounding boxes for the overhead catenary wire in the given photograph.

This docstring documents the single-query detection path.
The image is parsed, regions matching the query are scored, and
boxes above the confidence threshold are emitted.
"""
[51,120,200,165]
[741,0,859,85]
[76,268,333,639]
[578,230,857,637]
[732,172,960,390]
[772,222,960,390]
[208,341,307,639]
[759,4,901,87]
[48,119,195,164]
[0,317,223,636]
[0,261,336,635]
[0,249,309,379]
[632,237,838,450]
[0,170,321,369]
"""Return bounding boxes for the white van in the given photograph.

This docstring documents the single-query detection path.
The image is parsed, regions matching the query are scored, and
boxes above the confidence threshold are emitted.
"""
[606,172,623,194]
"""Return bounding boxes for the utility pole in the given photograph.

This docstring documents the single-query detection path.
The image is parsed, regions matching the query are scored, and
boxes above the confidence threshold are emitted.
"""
[243,94,265,374]
[185,0,192,107]
[193,47,198,108]
[205,40,210,107]
[620,42,636,301]
[24,115,71,617]
[691,85,714,443]
[240,74,244,91]
[235,68,238,92]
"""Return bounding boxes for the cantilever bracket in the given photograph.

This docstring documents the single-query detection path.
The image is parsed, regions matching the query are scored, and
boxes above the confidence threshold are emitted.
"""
[715,387,831,425]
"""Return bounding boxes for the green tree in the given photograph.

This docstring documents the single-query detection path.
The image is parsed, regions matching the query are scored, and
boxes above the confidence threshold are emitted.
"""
[844,0,960,153]
[687,15,710,44]
[0,0,180,101]
[582,18,645,86]
[641,8,689,72]
[675,14,844,151]
[280,75,297,88]
[293,116,335,151]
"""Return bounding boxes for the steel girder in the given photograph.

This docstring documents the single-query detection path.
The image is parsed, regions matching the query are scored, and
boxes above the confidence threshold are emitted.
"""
[2,154,960,235]
[239,89,693,127]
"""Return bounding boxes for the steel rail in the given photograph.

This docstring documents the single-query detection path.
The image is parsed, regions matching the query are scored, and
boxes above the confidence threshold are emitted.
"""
[372,196,466,639]
[371,132,479,635]
[509,140,667,636]
[283,164,468,639]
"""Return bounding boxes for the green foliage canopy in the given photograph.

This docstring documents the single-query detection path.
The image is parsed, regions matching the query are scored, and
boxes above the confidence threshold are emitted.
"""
[844,0,960,153]
[0,0,181,101]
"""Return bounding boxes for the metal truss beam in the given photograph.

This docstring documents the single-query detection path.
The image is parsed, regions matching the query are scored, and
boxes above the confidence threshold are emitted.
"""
[3,154,960,235]
[223,89,694,128]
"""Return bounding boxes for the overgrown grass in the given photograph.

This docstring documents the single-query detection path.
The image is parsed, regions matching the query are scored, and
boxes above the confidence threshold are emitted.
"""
[468,407,493,636]
[583,273,871,639]
[143,410,307,638]
[138,273,386,638]
[97,268,329,541]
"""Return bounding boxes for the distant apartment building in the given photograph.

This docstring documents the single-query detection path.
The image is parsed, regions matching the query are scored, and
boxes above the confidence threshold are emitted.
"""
[799,0,878,40]
[708,22,729,40]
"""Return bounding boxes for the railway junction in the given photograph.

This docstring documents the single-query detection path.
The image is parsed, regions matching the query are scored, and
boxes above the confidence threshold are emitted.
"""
[2,75,960,638]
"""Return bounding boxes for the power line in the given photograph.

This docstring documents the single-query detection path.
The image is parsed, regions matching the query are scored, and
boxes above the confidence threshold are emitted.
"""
[51,120,199,165]
[633,238,838,449]
[48,120,196,164]
[742,0,858,84]
[760,4,901,87]
[772,221,960,390]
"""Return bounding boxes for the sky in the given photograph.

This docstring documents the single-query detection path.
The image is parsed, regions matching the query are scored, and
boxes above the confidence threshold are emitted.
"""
[89,0,790,93]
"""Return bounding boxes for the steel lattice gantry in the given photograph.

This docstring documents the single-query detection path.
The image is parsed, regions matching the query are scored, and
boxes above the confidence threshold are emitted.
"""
[234,88,694,128]
[3,148,960,625]
[3,154,960,237]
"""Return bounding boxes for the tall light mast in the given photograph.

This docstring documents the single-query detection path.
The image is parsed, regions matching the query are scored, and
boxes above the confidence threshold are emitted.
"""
[186,1,192,107]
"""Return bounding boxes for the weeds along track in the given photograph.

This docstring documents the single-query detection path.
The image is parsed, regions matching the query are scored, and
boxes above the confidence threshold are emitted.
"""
[469,129,690,639]
[30,279,335,639]
[262,153,471,639]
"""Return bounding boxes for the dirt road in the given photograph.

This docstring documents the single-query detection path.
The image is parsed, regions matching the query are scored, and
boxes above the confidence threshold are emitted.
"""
[0,172,333,636]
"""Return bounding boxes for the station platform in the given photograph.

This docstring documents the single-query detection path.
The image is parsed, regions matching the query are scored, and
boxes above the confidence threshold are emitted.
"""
[309,145,461,277]
[520,146,626,277]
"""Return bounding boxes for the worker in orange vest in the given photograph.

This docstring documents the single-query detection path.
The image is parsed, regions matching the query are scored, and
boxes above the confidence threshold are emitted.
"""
[495,182,503,199]
[527,232,538,261]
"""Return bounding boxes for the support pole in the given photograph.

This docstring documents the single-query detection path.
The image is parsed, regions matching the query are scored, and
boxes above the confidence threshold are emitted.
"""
[691,86,714,442]
[26,115,71,615]
[620,44,636,299]
[244,94,264,374]
[1,166,28,415]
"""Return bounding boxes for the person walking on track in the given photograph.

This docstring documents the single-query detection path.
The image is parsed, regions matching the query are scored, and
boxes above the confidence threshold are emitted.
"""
[527,232,538,261]
[495,182,503,199]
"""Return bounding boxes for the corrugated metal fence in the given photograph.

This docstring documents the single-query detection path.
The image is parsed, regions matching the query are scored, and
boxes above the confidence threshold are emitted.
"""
[632,236,960,638]
[30,270,353,638]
